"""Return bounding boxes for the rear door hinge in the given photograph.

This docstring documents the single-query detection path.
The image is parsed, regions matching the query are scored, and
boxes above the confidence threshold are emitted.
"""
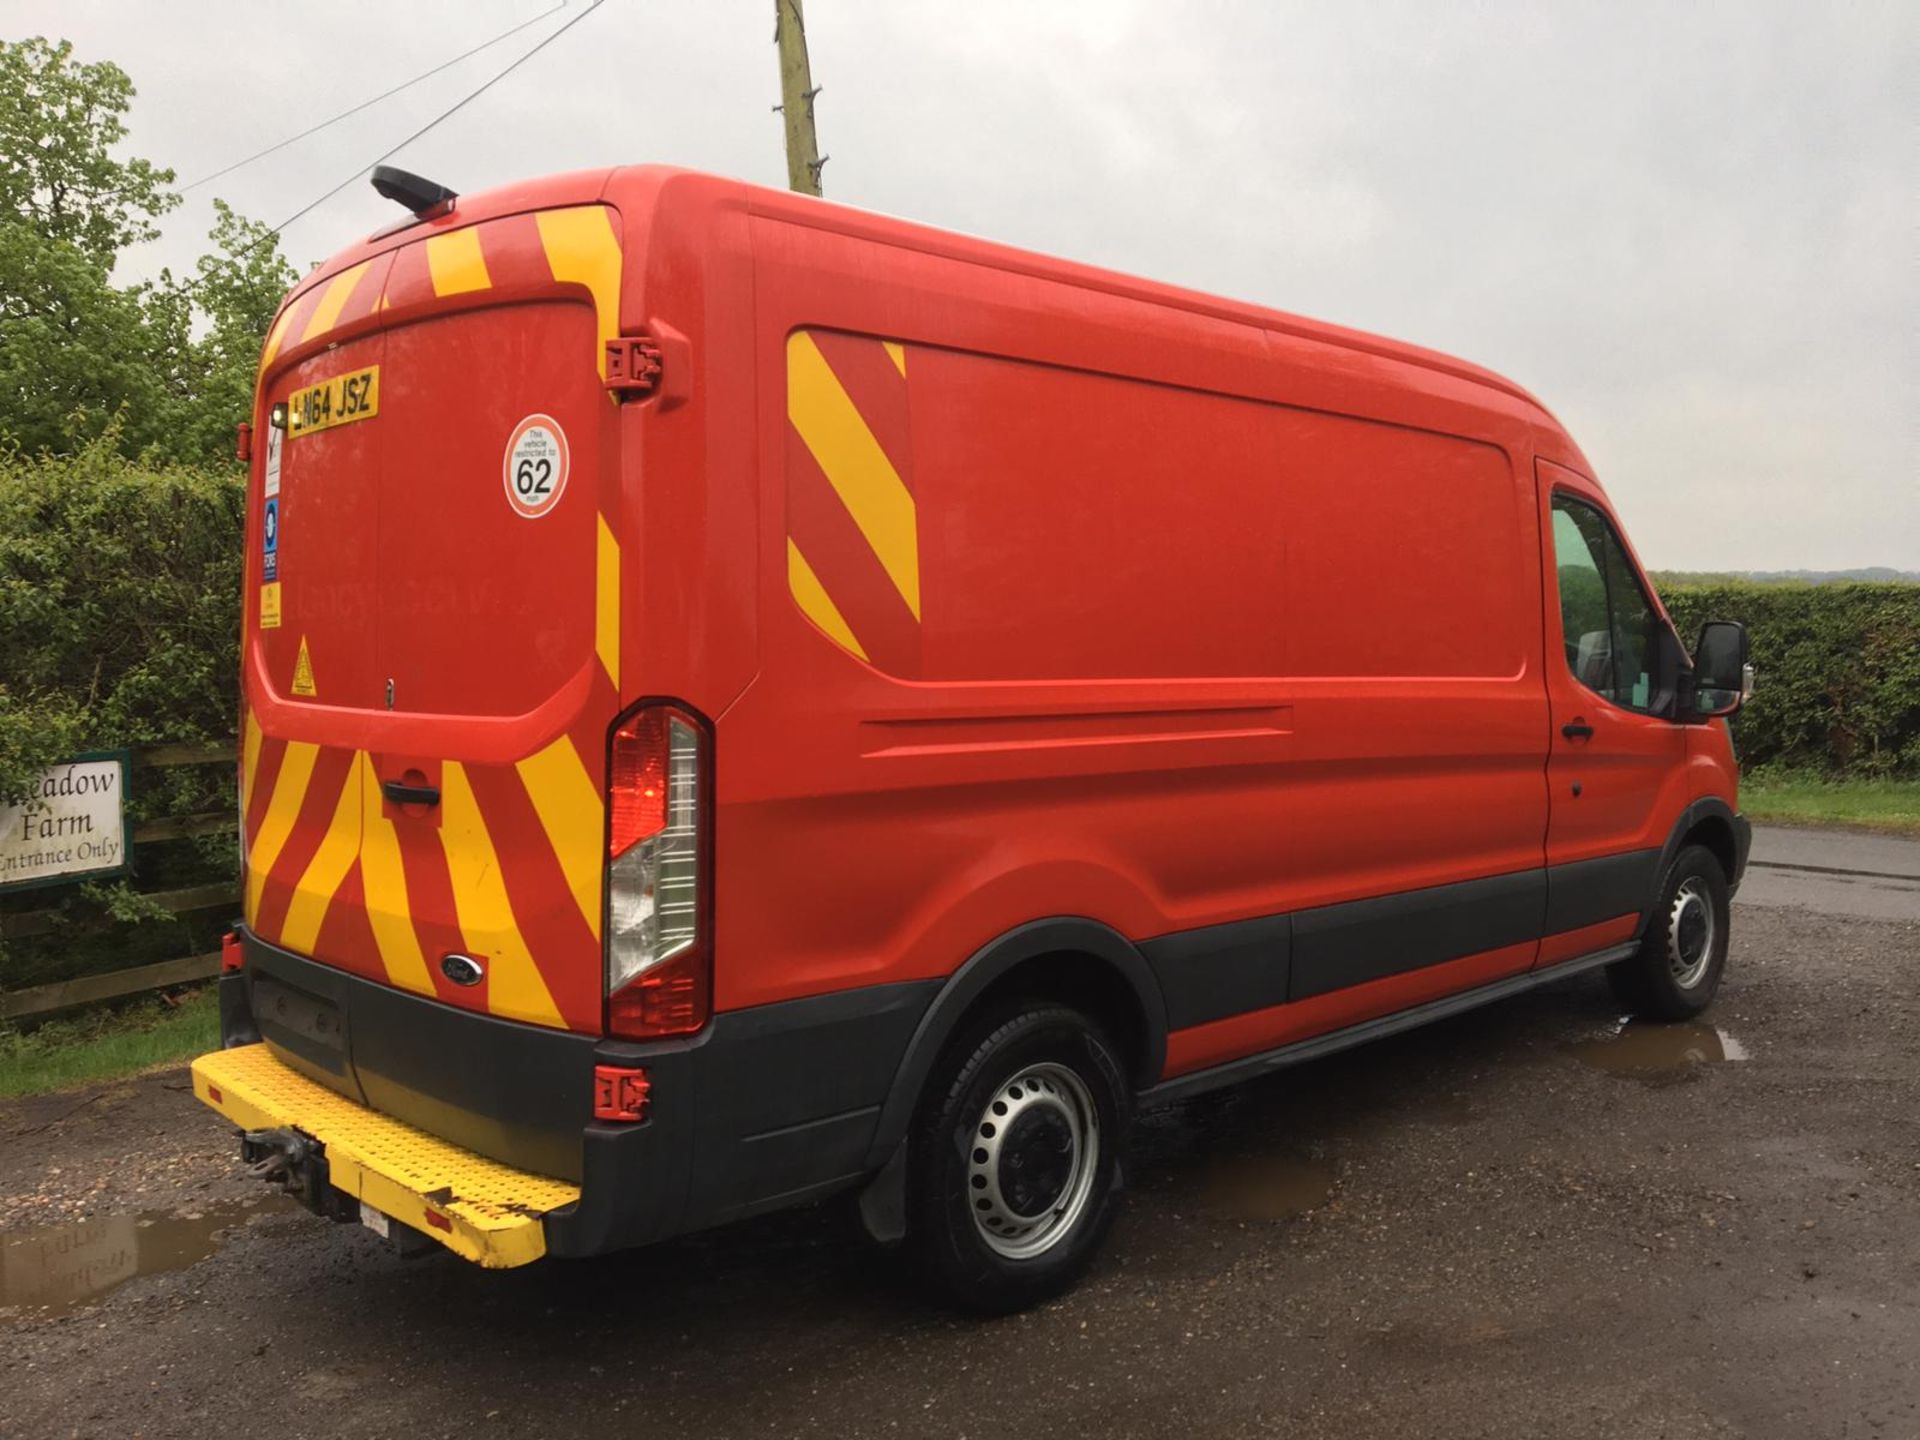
[605,336,663,399]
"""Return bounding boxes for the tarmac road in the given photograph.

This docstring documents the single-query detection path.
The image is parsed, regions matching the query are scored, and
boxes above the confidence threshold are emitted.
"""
[1739,824,1920,921]
[2,827,1916,1439]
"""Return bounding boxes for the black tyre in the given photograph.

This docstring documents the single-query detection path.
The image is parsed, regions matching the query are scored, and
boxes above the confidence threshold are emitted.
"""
[904,1003,1130,1314]
[1607,844,1731,1020]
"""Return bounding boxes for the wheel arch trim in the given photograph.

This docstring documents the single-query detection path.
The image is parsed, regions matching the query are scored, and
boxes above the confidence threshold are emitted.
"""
[1648,796,1747,932]
[861,916,1168,1173]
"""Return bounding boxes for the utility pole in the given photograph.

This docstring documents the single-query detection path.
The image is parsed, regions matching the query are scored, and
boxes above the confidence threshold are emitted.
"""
[773,0,825,196]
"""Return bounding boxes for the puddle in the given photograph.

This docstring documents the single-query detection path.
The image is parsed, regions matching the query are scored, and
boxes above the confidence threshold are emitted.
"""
[1571,1019,1750,1079]
[1195,1153,1337,1223]
[0,1196,293,1320]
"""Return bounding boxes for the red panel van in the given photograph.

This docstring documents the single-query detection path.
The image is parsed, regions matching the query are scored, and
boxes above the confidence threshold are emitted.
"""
[195,164,1753,1311]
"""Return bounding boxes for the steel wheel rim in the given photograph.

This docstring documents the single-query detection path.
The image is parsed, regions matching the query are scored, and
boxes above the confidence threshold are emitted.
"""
[1666,878,1716,989]
[966,1061,1100,1260]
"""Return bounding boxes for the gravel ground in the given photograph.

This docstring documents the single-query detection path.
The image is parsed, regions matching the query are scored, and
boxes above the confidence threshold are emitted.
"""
[2,890,1915,1439]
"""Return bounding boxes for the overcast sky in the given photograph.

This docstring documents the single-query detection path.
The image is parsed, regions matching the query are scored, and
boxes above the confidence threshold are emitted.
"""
[10,1,1914,570]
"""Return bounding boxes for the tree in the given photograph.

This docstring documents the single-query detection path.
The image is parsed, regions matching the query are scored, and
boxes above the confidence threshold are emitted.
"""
[166,201,298,466]
[0,37,295,467]
[0,37,178,263]
[0,220,179,456]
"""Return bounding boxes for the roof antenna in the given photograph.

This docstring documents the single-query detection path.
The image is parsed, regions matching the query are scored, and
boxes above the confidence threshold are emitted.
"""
[371,165,457,218]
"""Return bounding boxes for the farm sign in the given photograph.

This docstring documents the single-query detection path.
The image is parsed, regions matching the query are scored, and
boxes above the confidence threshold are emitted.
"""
[0,754,131,892]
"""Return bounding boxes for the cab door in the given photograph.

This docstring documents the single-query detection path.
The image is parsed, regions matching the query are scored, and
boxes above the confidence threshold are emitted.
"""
[1537,459,1690,952]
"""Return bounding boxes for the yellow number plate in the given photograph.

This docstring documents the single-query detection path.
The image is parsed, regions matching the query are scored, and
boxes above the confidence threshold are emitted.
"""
[286,365,379,439]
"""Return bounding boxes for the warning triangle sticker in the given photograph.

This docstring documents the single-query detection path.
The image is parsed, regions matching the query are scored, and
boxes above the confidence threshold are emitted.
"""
[290,637,317,698]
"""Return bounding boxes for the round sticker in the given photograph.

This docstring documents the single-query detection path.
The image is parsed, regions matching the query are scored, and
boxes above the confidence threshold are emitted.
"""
[502,415,570,519]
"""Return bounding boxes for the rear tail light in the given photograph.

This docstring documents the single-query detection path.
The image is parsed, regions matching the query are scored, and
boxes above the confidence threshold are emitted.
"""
[605,702,708,1039]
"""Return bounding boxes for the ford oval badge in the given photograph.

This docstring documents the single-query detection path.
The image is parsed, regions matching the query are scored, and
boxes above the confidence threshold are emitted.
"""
[441,953,485,987]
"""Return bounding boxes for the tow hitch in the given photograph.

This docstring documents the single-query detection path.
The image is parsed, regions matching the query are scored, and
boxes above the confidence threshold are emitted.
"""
[241,1127,355,1222]
[239,1126,439,1256]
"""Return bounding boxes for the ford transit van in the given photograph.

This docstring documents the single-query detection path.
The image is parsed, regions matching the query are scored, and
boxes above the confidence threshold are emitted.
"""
[196,164,1752,1311]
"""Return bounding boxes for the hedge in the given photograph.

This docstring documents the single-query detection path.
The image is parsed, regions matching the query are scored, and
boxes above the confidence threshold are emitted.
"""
[1,435,243,991]
[1661,582,1920,777]
[0,433,243,798]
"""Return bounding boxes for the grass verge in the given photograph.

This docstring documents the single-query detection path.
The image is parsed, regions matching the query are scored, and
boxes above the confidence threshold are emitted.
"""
[1739,771,1920,836]
[0,987,217,1100]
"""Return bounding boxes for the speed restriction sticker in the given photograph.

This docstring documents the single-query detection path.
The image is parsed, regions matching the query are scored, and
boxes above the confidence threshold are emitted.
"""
[502,415,570,519]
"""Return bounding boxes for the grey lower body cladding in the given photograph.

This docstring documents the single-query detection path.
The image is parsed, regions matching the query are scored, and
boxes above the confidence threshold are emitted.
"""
[1141,850,1664,1033]
[219,836,1711,1255]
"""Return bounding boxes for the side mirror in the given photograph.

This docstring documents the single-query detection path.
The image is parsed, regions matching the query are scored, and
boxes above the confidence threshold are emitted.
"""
[1688,620,1752,719]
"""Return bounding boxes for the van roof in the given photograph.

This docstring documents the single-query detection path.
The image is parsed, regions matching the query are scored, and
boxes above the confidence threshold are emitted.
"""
[284,162,1581,462]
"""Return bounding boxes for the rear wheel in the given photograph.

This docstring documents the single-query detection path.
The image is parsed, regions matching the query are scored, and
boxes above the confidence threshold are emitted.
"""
[904,1003,1129,1314]
[1607,843,1730,1020]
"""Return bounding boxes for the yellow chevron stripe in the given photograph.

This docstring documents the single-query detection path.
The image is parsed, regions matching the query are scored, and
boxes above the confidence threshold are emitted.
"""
[426,228,492,297]
[301,261,370,342]
[595,513,620,688]
[260,304,298,370]
[515,737,603,942]
[534,206,622,377]
[245,740,318,925]
[241,711,263,815]
[357,759,436,995]
[882,340,906,377]
[279,753,362,954]
[438,762,563,1029]
[787,331,921,618]
[787,538,869,660]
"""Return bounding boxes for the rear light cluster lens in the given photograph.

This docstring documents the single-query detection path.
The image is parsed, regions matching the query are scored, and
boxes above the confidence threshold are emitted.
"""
[606,703,708,1039]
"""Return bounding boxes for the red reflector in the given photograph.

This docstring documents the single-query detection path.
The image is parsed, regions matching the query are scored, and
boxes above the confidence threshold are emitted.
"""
[207,1085,223,1104]
[424,1209,453,1233]
[593,1064,652,1123]
[235,420,252,462]
[220,931,244,974]
[608,708,671,856]
[607,950,709,1040]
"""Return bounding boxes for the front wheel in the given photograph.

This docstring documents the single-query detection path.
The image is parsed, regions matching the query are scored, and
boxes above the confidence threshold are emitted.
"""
[1607,843,1731,1020]
[904,1003,1130,1314]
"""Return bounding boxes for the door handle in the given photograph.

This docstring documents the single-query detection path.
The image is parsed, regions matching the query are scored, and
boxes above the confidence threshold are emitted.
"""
[1561,721,1595,741]
[381,780,440,808]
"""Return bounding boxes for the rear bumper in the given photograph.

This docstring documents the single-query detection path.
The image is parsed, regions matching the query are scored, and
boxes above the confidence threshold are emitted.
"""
[214,928,937,1259]
[193,1043,576,1267]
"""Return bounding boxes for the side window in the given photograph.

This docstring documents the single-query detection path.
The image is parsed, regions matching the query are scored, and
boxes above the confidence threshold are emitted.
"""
[1550,494,1658,712]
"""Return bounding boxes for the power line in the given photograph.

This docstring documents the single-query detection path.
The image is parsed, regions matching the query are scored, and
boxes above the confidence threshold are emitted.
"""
[181,2,566,193]
[261,0,606,246]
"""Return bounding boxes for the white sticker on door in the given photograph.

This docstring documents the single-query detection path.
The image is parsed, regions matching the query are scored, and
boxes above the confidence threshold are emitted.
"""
[502,415,570,519]
[263,423,283,498]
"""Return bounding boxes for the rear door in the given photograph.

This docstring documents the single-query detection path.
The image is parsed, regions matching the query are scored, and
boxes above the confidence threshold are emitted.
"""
[1537,459,1689,956]
[242,205,627,1035]
[244,256,394,989]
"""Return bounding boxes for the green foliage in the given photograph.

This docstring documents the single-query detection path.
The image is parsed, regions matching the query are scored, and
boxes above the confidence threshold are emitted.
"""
[0,431,244,805]
[0,37,178,262]
[0,37,295,468]
[1737,771,1920,836]
[171,201,298,466]
[0,219,182,457]
[1662,583,1920,777]
[0,36,284,1003]
[0,986,217,1098]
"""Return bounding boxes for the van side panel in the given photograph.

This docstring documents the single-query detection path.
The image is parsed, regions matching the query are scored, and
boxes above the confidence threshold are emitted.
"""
[721,214,1552,1082]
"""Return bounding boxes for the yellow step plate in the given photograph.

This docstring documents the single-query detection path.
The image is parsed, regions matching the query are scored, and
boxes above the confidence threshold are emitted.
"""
[192,1043,580,1269]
